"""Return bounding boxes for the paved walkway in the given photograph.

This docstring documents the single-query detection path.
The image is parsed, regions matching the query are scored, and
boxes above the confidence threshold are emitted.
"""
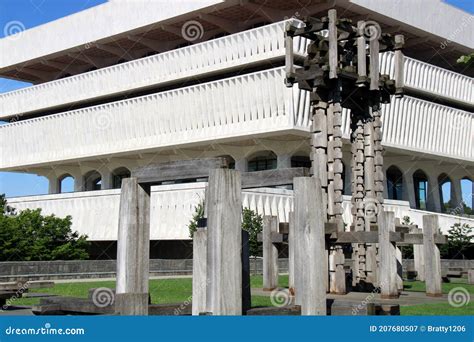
[252,288,448,306]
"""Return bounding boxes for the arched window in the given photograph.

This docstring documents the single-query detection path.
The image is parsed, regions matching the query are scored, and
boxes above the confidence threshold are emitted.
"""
[59,174,74,193]
[413,170,428,210]
[438,173,452,213]
[84,171,102,191]
[248,151,277,172]
[112,167,131,189]
[386,166,404,200]
[291,155,311,168]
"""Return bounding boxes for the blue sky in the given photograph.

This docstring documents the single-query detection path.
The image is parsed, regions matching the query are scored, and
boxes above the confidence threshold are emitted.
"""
[0,0,472,208]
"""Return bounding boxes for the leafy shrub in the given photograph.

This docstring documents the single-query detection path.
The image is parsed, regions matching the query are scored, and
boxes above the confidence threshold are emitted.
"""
[0,194,89,261]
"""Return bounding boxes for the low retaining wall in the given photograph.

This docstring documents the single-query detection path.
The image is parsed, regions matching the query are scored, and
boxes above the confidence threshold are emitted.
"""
[0,258,289,282]
[0,258,470,282]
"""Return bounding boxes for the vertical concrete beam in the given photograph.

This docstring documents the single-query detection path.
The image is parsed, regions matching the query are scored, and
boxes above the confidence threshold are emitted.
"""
[423,215,442,297]
[47,175,60,194]
[241,229,251,313]
[288,212,295,295]
[263,216,279,291]
[451,177,463,212]
[413,239,425,281]
[378,210,398,298]
[234,158,247,172]
[74,175,85,192]
[115,177,150,315]
[468,270,474,285]
[277,154,292,169]
[294,177,327,315]
[101,171,114,190]
[206,169,242,315]
[395,244,404,292]
[192,228,207,316]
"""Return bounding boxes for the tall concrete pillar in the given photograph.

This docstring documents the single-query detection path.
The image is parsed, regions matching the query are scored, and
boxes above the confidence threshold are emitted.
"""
[192,228,207,315]
[404,171,416,209]
[47,175,60,194]
[234,158,247,172]
[451,177,463,212]
[412,227,425,281]
[378,210,398,298]
[288,212,295,295]
[206,169,242,315]
[115,177,150,315]
[294,177,326,315]
[277,154,292,169]
[423,215,442,297]
[101,171,114,190]
[428,175,441,212]
[74,174,85,192]
[263,216,279,291]
[241,229,251,313]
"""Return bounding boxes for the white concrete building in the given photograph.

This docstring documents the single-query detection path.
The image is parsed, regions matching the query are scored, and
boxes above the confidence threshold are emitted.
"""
[0,0,473,257]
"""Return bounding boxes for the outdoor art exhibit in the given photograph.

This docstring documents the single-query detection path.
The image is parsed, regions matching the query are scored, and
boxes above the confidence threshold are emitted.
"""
[0,0,472,341]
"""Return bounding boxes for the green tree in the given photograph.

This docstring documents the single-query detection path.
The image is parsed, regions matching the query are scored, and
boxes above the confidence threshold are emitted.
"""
[0,195,89,261]
[241,207,263,257]
[457,53,474,65]
[400,216,414,258]
[188,201,263,256]
[188,199,205,239]
[440,223,473,259]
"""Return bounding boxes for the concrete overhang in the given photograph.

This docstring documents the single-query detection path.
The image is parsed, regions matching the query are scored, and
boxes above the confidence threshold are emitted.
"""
[0,0,472,83]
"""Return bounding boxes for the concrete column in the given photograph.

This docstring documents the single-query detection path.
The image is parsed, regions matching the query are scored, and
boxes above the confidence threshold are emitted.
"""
[378,210,398,298]
[241,229,251,313]
[451,177,463,212]
[234,158,247,172]
[423,215,442,297]
[468,270,474,285]
[277,154,292,169]
[47,175,60,194]
[428,175,441,212]
[115,178,150,315]
[192,228,207,315]
[294,177,327,316]
[396,245,403,292]
[206,169,242,315]
[74,174,85,192]
[404,171,416,209]
[101,171,114,190]
[329,247,345,294]
[412,227,425,281]
[263,216,279,291]
[288,212,295,295]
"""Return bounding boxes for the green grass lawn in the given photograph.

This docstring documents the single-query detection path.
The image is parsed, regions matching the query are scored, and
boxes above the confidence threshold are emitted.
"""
[400,278,474,315]
[8,275,474,315]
